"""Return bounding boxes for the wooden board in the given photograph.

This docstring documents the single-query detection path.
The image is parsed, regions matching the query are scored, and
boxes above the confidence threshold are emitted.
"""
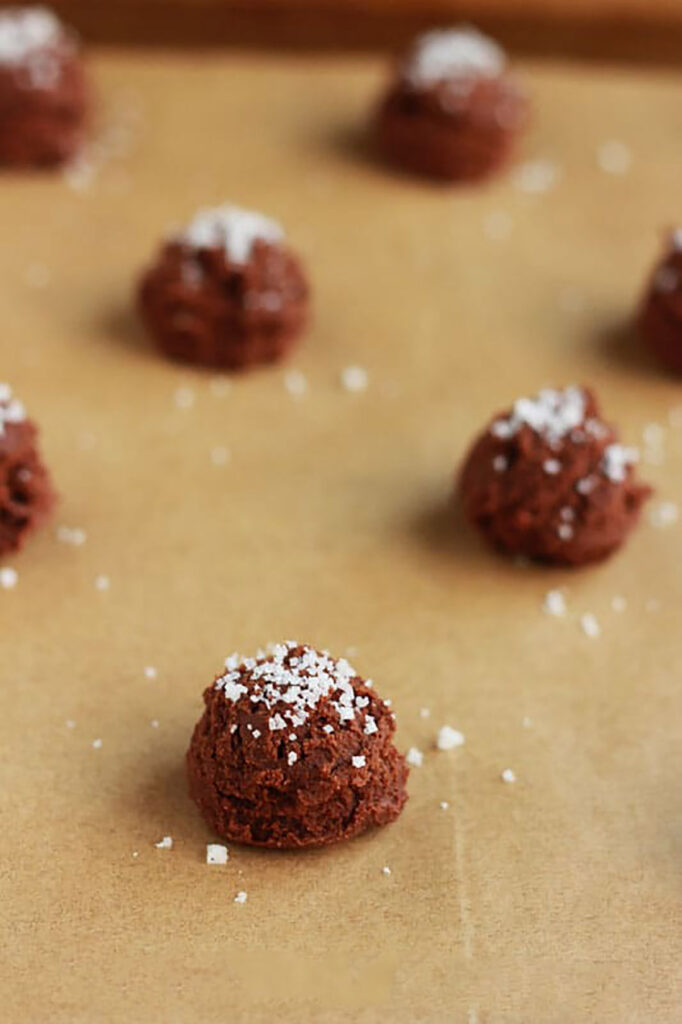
[3,50,682,1023]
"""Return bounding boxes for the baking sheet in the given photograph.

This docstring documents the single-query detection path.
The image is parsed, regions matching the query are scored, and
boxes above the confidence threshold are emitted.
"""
[2,51,682,1023]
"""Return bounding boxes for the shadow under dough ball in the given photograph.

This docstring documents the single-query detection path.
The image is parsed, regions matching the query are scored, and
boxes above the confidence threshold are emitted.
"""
[458,386,651,566]
[638,229,682,374]
[138,204,310,370]
[0,383,55,555]
[374,26,528,182]
[0,6,89,167]
[187,642,409,849]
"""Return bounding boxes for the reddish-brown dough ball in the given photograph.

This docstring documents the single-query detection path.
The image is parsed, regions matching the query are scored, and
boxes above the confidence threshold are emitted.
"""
[138,205,310,370]
[638,231,682,374]
[0,383,55,555]
[0,7,88,168]
[459,386,651,566]
[374,27,528,183]
[187,643,408,849]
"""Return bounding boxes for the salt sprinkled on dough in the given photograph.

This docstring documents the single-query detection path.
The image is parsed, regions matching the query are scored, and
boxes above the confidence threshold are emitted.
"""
[154,835,173,849]
[543,458,561,475]
[649,501,679,528]
[596,140,632,176]
[501,768,517,783]
[217,643,375,734]
[0,566,18,589]
[436,725,465,750]
[179,204,284,265]
[284,370,307,397]
[206,843,229,865]
[341,365,369,393]
[352,755,367,768]
[492,454,508,472]
[0,7,61,65]
[406,746,424,767]
[404,27,505,88]
[0,383,26,437]
[543,589,566,617]
[490,386,586,445]
[234,891,247,904]
[580,613,601,638]
[600,444,638,483]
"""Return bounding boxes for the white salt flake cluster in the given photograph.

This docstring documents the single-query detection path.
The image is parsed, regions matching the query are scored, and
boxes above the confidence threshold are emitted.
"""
[404,26,505,88]
[436,725,465,750]
[543,589,566,617]
[491,386,586,445]
[206,843,229,865]
[216,643,375,740]
[0,566,18,589]
[179,204,284,265]
[406,746,424,767]
[352,755,367,768]
[0,7,61,65]
[600,444,638,483]
[0,383,26,436]
[580,613,601,639]
[154,835,173,849]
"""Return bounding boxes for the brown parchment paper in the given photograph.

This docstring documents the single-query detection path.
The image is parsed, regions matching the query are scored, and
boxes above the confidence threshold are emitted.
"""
[2,52,682,1024]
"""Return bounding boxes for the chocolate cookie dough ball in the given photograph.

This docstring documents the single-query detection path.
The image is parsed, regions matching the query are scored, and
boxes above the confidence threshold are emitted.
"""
[187,643,408,849]
[0,383,55,554]
[0,6,88,167]
[638,230,682,374]
[138,204,310,370]
[459,386,651,566]
[374,26,528,182]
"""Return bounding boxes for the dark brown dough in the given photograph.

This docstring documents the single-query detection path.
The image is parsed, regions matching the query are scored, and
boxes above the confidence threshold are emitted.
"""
[138,206,309,370]
[0,9,88,168]
[0,385,55,555]
[187,643,408,849]
[458,386,651,566]
[638,231,682,374]
[374,27,528,183]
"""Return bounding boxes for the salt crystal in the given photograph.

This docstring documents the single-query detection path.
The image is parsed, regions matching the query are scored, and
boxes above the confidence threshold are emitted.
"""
[56,525,87,546]
[436,725,465,751]
[543,458,561,475]
[649,501,679,529]
[144,666,157,680]
[180,204,284,264]
[596,140,632,175]
[284,370,307,397]
[234,891,247,904]
[154,836,173,849]
[382,865,392,876]
[543,589,566,617]
[406,747,424,767]
[287,750,298,766]
[174,386,195,410]
[352,755,367,768]
[439,800,450,810]
[206,843,229,865]
[92,738,103,749]
[611,595,627,613]
[150,719,160,729]
[341,365,368,393]
[210,446,230,466]
[404,27,505,88]
[0,566,18,589]
[492,454,508,473]
[514,159,560,195]
[94,574,110,591]
[580,613,601,638]
[501,768,517,784]
[491,387,586,444]
[557,523,574,541]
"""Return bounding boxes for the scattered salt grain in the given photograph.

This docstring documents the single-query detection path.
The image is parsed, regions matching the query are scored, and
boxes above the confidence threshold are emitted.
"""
[521,716,533,729]
[543,458,561,475]
[92,738,102,749]
[501,768,517,784]
[404,27,505,88]
[382,865,392,876]
[144,666,157,680]
[439,800,450,810]
[154,836,173,850]
[174,386,195,410]
[642,422,665,447]
[492,454,508,473]
[284,370,307,397]
[150,719,160,729]
[543,589,566,617]
[210,446,230,466]
[436,725,465,751]
[514,159,560,195]
[419,707,431,719]
[596,140,632,175]
[287,751,298,766]
[580,613,601,639]
[650,501,679,529]
[483,210,512,241]
[234,891,247,904]
[94,574,110,592]
[65,719,76,729]
[611,595,627,613]
[341,365,368,393]
[56,525,87,546]
[0,566,18,589]
[206,843,229,865]
[63,156,95,192]
[557,523,574,541]
[406,747,424,767]
[352,755,367,768]
[180,205,283,265]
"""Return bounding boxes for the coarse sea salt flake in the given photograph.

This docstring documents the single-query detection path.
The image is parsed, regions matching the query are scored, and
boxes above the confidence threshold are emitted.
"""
[436,725,465,750]
[206,843,229,865]
[406,747,424,767]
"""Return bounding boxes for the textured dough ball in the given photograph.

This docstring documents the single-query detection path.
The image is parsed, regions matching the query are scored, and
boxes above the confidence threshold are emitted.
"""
[458,386,650,566]
[187,642,408,848]
[138,204,310,370]
[0,383,55,554]
[0,6,88,167]
[374,26,528,182]
[638,230,682,374]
